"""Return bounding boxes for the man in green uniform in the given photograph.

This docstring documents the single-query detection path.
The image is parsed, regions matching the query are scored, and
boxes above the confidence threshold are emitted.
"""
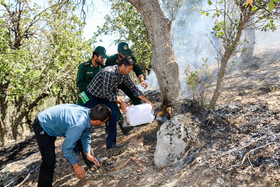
[76,46,107,106]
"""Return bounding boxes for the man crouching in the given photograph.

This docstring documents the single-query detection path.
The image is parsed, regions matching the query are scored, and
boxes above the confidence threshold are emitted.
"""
[32,104,111,187]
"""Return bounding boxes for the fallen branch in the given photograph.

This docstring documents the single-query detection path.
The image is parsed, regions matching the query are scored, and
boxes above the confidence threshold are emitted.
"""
[109,158,132,172]
[241,142,279,165]
[216,136,264,158]
[131,157,146,172]
[15,173,30,187]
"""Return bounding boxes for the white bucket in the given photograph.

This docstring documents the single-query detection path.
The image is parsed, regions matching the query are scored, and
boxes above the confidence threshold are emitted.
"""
[126,103,155,126]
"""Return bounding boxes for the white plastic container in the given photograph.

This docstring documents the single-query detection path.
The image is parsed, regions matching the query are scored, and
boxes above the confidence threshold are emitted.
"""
[126,103,155,126]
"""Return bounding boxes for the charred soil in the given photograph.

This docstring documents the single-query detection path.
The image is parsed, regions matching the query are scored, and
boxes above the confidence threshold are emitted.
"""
[0,50,280,186]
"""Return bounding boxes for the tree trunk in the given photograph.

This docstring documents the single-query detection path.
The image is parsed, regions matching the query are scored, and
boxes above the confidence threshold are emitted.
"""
[0,81,10,146]
[12,93,48,139]
[127,0,182,105]
[209,10,252,110]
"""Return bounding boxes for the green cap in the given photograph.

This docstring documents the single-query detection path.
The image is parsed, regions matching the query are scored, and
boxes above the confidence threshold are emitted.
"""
[94,46,108,58]
[118,42,132,56]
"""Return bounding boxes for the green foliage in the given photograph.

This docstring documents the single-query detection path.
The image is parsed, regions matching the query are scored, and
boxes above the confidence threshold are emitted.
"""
[94,0,152,75]
[268,0,276,11]
[202,0,279,109]
[206,0,278,48]
[0,19,13,88]
[0,0,92,140]
[185,59,212,109]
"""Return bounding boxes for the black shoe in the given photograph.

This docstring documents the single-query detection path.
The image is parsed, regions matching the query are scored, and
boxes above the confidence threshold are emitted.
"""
[106,144,125,157]
[118,119,133,135]
[107,143,124,150]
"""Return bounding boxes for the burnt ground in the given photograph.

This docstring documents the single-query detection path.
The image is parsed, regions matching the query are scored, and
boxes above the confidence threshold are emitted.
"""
[0,50,280,187]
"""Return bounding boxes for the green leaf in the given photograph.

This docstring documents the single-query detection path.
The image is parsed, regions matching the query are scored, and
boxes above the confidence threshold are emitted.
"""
[268,0,275,12]
[208,0,212,5]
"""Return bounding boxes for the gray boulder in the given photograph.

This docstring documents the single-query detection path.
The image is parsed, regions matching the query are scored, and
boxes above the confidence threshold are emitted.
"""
[154,114,199,167]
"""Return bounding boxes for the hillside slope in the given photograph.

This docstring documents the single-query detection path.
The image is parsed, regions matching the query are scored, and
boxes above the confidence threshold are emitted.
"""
[0,50,279,187]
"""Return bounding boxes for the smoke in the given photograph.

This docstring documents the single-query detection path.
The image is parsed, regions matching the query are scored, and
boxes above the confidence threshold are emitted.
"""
[142,0,280,96]
[172,0,217,95]
[254,28,280,54]
[143,0,216,94]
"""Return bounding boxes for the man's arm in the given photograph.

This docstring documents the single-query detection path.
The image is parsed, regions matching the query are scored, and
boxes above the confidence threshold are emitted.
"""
[102,71,118,102]
[63,135,86,180]
[131,55,143,77]
[123,75,143,99]
[80,128,101,167]
[76,64,88,92]
[80,128,91,153]
[138,95,154,110]
[115,96,129,113]
[62,125,86,179]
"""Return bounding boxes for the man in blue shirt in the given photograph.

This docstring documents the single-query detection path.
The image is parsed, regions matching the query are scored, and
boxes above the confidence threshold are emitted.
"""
[32,104,111,187]
[84,56,154,149]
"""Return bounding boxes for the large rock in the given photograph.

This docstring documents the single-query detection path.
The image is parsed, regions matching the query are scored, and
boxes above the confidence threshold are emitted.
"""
[154,114,198,167]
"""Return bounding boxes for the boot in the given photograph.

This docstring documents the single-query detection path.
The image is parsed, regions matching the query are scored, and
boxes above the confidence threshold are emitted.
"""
[118,119,133,135]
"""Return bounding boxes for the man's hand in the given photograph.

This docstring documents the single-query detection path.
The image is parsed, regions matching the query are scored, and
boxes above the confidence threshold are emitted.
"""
[139,74,148,89]
[120,102,129,113]
[117,96,123,103]
[72,163,86,180]
[116,97,129,113]
[85,153,101,167]
[140,80,148,89]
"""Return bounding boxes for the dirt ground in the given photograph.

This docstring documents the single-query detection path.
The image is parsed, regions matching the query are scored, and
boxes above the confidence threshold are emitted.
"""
[0,49,280,187]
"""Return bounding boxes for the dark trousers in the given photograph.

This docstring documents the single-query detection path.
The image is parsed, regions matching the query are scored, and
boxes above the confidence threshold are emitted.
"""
[74,139,94,168]
[84,95,117,148]
[33,117,56,187]
[118,83,142,105]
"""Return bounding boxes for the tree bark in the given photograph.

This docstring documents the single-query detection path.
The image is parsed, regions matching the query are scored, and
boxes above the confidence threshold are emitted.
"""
[127,0,182,105]
[12,93,48,139]
[0,81,10,146]
[209,10,252,110]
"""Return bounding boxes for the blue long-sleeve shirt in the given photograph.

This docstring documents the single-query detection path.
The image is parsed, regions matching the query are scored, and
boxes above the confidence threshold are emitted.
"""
[38,104,92,165]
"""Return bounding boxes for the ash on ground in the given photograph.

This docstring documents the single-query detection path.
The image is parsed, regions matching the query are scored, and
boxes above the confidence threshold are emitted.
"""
[1,50,280,186]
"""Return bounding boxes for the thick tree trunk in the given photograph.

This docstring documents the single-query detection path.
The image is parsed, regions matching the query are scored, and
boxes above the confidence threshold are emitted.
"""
[127,0,182,105]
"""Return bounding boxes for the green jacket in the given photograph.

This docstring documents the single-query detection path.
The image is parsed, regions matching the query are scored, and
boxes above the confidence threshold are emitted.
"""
[105,54,143,77]
[76,59,104,93]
